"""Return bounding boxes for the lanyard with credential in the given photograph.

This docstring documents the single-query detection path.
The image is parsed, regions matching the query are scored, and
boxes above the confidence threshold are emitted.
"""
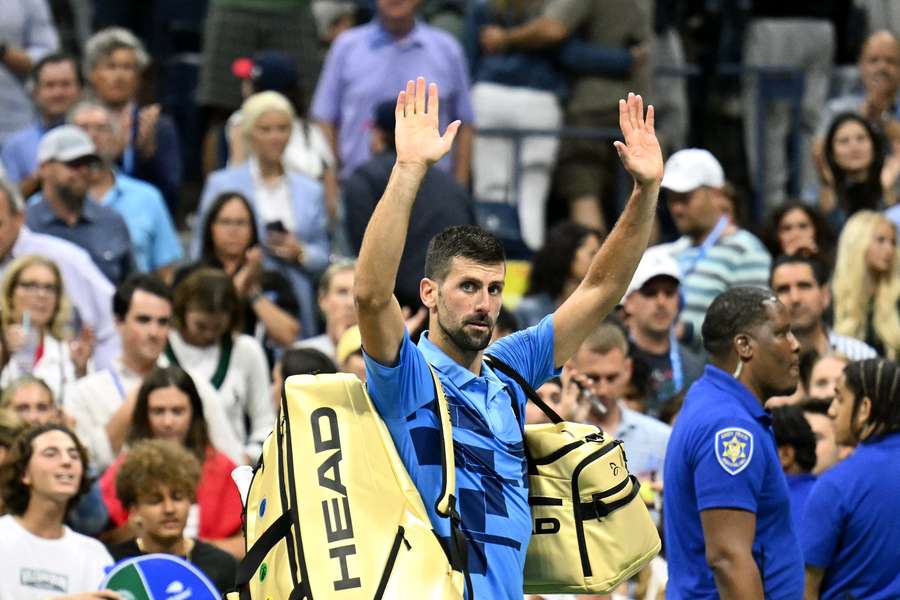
[677,214,730,314]
[669,330,684,395]
[110,368,126,400]
[122,106,138,174]
[679,215,730,279]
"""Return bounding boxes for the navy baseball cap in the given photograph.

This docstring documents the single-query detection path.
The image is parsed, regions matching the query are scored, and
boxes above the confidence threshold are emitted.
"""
[232,51,298,94]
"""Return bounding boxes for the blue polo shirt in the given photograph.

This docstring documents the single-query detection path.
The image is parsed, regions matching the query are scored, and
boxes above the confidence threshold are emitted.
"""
[785,473,816,538]
[800,432,900,599]
[663,365,803,599]
[26,192,134,285]
[95,173,183,272]
[363,315,558,599]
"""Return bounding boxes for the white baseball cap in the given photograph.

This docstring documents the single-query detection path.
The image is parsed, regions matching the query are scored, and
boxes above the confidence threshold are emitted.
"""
[37,125,99,164]
[660,148,725,193]
[624,245,681,300]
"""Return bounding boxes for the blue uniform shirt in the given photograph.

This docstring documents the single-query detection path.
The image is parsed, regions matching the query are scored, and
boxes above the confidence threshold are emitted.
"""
[785,473,816,539]
[800,432,900,599]
[364,315,559,600]
[663,365,804,599]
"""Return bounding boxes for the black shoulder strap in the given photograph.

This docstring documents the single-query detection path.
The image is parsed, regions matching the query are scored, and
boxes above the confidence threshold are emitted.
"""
[484,354,563,424]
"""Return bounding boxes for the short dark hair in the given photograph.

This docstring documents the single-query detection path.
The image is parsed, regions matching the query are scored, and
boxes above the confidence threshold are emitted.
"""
[770,254,830,287]
[424,225,505,281]
[280,348,337,378]
[173,268,243,335]
[495,306,520,336]
[113,273,172,320]
[116,439,201,510]
[373,100,397,151]
[772,405,817,472]
[527,222,602,299]
[702,286,779,358]
[843,359,900,439]
[801,398,831,415]
[31,52,80,86]
[626,353,654,402]
[127,366,210,461]
[199,191,259,265]
[0,424,91,515]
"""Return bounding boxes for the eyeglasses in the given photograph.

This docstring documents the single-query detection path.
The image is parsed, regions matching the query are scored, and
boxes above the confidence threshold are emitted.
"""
[16,280,60,294]
[213,218,252,229]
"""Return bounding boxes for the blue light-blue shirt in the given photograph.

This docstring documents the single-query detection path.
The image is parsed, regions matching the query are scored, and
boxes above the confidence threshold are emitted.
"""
[1,121,47,182]
[363,315,559,599]
[663,365,803,599]
[800,432,900,599]
[95,173,183,272]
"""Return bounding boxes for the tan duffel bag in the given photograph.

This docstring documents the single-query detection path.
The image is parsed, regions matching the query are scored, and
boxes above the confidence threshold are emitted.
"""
[486,355,661,594]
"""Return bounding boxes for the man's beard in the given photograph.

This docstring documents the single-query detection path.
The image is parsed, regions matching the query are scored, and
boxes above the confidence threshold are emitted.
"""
[437,310,494,353]
[789,310,819,335]
[55,182,85,212]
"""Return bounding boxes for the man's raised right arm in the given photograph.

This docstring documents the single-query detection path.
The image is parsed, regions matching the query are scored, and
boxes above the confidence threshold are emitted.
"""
[354,78,460,365]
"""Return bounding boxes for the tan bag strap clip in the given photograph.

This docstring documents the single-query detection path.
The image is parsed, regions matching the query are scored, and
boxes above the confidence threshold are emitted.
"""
[427,364,455,517]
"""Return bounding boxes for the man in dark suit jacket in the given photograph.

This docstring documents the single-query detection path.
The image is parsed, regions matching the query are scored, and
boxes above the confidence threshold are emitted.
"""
[343,101,476,310]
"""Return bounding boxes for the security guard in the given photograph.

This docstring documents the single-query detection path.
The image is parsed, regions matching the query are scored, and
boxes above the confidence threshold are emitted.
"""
[663,286,804,599]
[802,358,900,599]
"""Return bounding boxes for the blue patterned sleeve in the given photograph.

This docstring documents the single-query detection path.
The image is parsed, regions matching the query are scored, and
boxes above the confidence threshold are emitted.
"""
[363,330,437,421]
[485,313,559,389]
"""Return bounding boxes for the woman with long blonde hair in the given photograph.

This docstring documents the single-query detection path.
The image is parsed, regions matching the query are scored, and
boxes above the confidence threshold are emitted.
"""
[0,255,93,400]
[832,211,900,358]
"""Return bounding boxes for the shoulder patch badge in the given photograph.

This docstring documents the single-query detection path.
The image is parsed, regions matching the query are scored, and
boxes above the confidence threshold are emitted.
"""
[714,427,754,475]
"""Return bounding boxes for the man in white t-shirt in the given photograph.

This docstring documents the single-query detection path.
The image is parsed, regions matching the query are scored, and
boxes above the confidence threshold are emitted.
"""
[64,274,244,470]
[0,424,120,599]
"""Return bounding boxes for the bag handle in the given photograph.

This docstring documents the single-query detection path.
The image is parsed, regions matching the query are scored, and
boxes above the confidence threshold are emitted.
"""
[426,365,474,597]
[484,354,563,424]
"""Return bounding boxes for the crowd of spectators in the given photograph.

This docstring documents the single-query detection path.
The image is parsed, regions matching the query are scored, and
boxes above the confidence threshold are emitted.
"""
[0,0,899,598]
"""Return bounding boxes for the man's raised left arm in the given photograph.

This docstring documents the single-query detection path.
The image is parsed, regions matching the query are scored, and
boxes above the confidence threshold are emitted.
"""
[551,93,663,367]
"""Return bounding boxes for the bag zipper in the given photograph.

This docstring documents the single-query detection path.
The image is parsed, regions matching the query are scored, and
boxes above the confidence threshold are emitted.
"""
[531,430,604,466]
[570,441,625,578]
[373,526,408,600]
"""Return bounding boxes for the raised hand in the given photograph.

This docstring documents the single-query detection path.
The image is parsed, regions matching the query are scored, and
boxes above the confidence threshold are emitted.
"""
[69,326,95,377]
[135,104,161,158]
[394,77,461,171]
[613,93,664,188]
[480,26,507,54]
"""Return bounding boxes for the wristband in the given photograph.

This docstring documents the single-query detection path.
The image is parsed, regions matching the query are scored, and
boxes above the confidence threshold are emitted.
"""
[248,289,264,305]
